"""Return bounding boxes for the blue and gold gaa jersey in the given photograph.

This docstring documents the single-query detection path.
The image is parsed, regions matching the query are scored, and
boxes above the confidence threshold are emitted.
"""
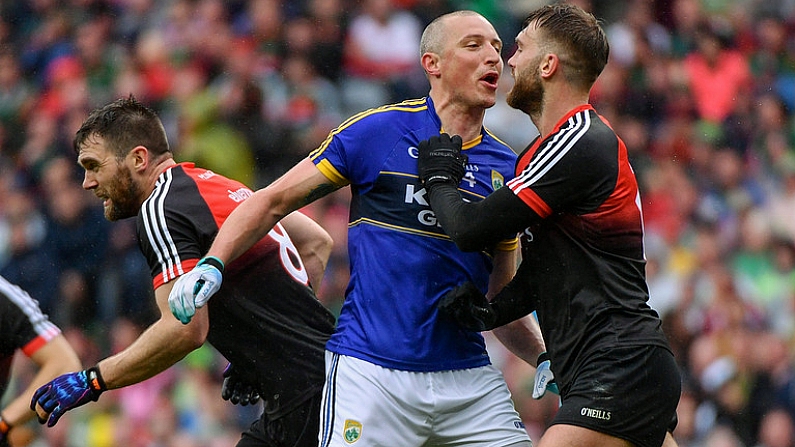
[310,97,517,371]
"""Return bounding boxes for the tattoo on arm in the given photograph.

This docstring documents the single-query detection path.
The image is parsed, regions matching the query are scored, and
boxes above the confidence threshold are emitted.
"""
[301,182,339,206]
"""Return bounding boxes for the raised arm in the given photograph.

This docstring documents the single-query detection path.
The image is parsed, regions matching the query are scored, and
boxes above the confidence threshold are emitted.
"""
[209,159,336,264]
[168,158,341,323]
[417,134,538,252]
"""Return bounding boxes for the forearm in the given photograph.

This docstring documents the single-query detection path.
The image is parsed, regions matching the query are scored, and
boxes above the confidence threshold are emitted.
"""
[210,188,289,264]
[492,316,546,367]
[427,184,533,252]
[209,158,337,265]
[487,249,546,367]
[489,277,538,328]
[98,316,205,389]
[487,247,518,298]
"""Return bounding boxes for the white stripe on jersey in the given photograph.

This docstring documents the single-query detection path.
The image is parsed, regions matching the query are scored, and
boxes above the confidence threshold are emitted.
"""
[508,110,591,194]
[142,169,184,284]
[0,276,59,340]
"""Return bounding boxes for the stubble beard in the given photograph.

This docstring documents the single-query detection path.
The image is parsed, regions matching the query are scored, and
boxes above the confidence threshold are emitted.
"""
[104,165,142,221]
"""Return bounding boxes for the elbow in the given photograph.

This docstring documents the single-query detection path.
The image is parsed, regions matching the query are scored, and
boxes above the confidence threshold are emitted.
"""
[449,229,487,252]
[182,327,208,351]
[172,319,209,352]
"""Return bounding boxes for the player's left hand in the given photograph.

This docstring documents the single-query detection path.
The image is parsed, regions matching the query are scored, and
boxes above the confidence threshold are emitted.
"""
[437,281,498,331]
[533,352,560,399]
[30,367,106,427]
[168,256,224,324]
[221,363,261,406]
[417,133,468,188]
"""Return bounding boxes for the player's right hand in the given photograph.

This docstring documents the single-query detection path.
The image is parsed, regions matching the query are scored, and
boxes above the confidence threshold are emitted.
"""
[168,256,224,324]
[437,281,498,332]
[221,363,260,406]
[30,367,106,427]
[417,133,468,188]
[533,352,560,399]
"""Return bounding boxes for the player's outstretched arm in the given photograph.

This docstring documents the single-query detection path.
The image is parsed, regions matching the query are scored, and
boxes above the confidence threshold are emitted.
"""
[34,282,210,426]
[417,134,538,252]
[169,158,339,324]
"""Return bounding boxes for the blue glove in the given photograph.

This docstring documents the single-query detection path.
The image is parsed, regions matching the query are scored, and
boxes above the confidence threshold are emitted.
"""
[168,256,224,324]
[30,366,106,427]
[533,352,559,399]
[221,363,260,406]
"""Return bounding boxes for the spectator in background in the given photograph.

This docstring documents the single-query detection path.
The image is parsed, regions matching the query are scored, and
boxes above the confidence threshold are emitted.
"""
[268,53,342,158]
[174,62,256,187]
[0,187,58,317]
[682,20,752,125]
[341,0,426,114]
[754,407,795,447]
[748,15,795,111]
[39,157,111,330]
[305,0,348,83]
[0,48,36,157]
[240,0,285,77]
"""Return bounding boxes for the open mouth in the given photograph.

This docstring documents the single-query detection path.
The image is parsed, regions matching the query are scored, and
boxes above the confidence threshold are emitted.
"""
[480,72,499,88]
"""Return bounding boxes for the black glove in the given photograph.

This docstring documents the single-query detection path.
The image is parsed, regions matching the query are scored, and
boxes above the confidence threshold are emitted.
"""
[418,133,468,188]
[437,281,498,331]
[221,363,260,406]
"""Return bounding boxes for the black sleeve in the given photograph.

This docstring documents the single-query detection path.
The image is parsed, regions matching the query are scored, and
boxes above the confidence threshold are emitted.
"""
[427,183,540,252]
[490,273,539,328]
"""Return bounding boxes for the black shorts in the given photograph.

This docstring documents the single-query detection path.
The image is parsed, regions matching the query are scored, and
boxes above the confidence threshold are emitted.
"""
[237,387,322,447]
[552,345,681,447]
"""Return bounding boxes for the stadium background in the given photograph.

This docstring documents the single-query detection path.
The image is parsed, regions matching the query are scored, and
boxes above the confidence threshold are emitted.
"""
[2,0,795,445]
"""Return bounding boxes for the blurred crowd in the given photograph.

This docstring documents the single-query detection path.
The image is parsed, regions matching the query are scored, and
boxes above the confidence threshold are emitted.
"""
[1,0,795,446]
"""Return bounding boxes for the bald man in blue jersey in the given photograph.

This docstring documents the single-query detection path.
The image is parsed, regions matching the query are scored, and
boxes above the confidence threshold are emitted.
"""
[169,11,550,447]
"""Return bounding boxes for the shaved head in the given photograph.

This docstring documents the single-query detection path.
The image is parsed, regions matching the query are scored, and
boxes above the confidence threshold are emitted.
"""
[420,10,485,55]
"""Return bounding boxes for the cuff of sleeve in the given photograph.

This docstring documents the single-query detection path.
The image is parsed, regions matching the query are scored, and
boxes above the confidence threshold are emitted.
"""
[87,366,107,392]
[537,351,550,366]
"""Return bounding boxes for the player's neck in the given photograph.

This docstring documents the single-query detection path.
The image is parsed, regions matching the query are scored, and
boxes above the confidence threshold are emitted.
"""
[536,89,591,137]
[433,98,486,143]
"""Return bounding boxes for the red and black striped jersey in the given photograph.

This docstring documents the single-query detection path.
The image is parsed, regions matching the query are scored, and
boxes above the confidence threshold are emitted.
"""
[507,105,671,391]
[0,275,60,398]
[137,163,335,400]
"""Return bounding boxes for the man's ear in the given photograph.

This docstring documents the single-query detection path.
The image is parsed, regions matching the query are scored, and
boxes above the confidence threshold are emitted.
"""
[422,53,441,78]
[539,53,561,79]
[129,145,149,172]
